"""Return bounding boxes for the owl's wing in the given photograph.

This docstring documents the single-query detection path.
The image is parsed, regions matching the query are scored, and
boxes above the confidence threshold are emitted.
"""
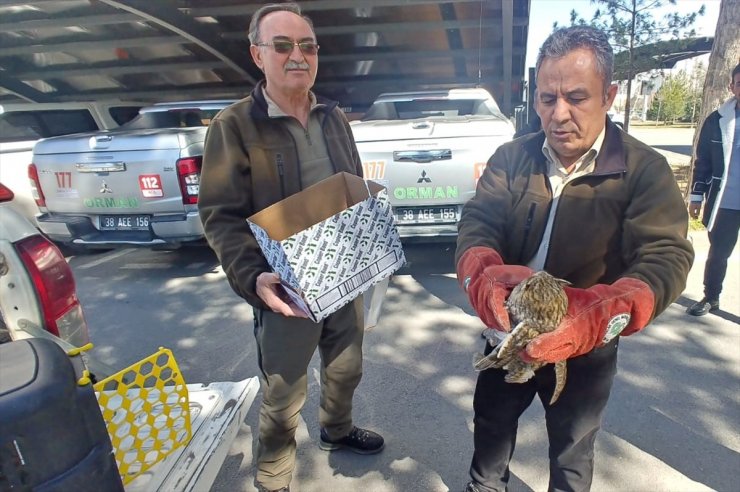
[495,322,530,358]
[473,351,499,371]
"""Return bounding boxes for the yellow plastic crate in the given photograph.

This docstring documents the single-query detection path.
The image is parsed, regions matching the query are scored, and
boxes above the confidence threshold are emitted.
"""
[93,347,191,484]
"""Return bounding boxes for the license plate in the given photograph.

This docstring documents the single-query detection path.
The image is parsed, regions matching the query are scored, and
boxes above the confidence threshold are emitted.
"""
[99,215,151,231]
[393,206,458,224]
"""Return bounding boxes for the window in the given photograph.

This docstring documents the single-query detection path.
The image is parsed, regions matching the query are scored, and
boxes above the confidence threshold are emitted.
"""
[121,109,224,129]
[362,98,506,121]
[0,109,98,143]
[109,106,142,125]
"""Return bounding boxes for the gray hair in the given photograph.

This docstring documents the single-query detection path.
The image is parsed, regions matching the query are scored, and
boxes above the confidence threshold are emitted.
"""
[248,2,315,45]
[536,26,614,96]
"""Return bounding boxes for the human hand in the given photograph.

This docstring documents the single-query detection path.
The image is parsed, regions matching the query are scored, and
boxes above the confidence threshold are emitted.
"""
[255,272,309,318]
[688,201,701,220]
[523,277,655,363]
[457,247,534,331]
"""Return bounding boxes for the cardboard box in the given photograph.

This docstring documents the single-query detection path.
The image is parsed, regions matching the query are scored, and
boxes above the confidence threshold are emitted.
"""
[363,277,389,330]
[248,172,405,323]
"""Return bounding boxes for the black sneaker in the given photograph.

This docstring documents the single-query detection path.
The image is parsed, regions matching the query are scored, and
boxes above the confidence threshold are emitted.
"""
[256,485,289,492]
[687,298,719,316]
[319,426,384,454]
[463,481,485,492]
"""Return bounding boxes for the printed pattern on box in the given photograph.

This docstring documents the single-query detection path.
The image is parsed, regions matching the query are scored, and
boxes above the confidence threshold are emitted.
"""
[249,188,405,322]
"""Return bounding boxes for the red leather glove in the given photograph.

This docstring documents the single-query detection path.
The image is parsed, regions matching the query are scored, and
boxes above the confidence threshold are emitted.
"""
[457,246,534,331]
[524,277,655,363]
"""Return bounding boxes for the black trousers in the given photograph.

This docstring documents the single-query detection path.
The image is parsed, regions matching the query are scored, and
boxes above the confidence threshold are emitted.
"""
[469,339,619,492]
[704,208,740,300]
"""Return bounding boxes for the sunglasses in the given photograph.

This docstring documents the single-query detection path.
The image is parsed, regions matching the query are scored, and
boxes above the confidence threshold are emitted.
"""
[256,40,320,56]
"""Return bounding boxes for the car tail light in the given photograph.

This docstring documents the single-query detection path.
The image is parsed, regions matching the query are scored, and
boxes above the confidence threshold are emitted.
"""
[176,156,202,205]
[28,163,46,208]
[15,235,89,346]
[0,183,14,202]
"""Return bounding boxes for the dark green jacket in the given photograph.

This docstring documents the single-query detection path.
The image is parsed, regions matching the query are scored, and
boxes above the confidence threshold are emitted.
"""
[456,119,694,318]
[198,82,363,309]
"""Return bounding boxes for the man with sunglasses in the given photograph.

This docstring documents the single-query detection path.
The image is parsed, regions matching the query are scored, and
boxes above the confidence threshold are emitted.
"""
[198,3,383,492]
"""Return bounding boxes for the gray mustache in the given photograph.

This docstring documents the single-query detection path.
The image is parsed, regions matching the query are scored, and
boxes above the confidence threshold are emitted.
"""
[285,61,310,70]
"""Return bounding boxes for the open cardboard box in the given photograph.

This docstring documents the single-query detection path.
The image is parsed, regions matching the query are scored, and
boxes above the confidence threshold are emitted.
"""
[248,172,405,323]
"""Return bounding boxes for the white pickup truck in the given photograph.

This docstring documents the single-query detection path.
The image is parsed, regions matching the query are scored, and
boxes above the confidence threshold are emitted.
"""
[0,182,257,490]
[30,100,235,251]
[351,88,515,240]
[0,100,143,225]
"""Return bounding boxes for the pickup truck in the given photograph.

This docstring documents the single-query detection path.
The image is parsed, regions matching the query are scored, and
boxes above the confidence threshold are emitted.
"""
[0,100,143,225]
[0,181,258,490]
[30,100,236,251]
[350,88,515,240]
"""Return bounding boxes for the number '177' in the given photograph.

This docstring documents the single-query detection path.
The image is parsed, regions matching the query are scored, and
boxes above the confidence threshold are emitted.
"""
[55,171,72,188]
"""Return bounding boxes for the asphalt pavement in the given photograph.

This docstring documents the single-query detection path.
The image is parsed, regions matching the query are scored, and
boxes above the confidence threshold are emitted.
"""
[209,127,739,492]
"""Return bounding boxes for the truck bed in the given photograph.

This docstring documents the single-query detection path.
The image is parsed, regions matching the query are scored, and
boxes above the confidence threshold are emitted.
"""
[125,377,259,492]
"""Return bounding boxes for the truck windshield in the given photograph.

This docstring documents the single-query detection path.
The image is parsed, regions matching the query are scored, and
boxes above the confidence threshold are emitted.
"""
[362,97,507,122]
[120,109,223,130]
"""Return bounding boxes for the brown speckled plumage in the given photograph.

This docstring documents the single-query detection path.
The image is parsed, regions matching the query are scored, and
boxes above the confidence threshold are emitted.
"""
[473,271,570,404]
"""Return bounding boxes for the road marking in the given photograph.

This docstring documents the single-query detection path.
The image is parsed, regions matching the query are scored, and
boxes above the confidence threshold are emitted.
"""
[76,249,132,269]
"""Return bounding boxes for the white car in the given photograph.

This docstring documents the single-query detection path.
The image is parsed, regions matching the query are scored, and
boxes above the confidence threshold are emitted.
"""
[0,101,143,225]
[351,88,515,240]
[1,181,260,489]
[0,182,90,350]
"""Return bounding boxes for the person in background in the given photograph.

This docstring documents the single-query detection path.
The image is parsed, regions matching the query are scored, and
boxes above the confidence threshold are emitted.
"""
[198,3,383,492]
[455,26,693,492]
[687,63,740,316]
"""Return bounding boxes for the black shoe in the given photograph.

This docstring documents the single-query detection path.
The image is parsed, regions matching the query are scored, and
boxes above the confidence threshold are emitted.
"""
[687,298,719,316]
[256,485,289,492]
[463,481,485,492]
[319,426,384,454]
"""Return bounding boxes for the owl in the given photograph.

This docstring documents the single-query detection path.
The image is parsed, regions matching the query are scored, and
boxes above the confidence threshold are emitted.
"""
[473,270,570,405]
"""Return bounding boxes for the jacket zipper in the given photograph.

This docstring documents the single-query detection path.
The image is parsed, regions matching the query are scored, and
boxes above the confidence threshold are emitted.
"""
[320,110,339,174]
[519,202,537,261]
[275,153,286,198]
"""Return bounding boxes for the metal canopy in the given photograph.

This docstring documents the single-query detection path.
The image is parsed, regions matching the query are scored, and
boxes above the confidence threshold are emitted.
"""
[0,0,531,115]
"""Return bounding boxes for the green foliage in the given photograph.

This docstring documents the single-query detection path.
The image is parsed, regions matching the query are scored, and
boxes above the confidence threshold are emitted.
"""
[653,71,691,123]
[648,64,706,123]
[684,61,706,123]
[688,217,705,231]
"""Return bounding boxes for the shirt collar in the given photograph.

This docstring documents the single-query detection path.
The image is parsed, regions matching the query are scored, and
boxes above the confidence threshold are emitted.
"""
[263,90,323,118]
[541,126,606,174]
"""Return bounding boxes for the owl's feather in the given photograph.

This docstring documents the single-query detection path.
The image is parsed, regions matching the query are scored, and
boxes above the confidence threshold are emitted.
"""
[473,271,570,405]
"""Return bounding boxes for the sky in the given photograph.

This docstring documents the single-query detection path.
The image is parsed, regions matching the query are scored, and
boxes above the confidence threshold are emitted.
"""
[525,0,721,71]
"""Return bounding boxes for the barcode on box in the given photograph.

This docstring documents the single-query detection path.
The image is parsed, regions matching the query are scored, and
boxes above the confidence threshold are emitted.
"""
[342,267,375,293]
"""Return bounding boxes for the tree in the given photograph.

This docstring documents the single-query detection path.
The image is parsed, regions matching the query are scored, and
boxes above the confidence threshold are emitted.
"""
[685,61,706,124]
[650,71,691,123]
[560,0,704,132]
[687,0,740,199]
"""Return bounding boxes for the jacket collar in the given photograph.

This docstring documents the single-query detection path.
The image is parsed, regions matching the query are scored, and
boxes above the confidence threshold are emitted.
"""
[249,80,338,120]
[718,96,738,120]
[522,117,625,175]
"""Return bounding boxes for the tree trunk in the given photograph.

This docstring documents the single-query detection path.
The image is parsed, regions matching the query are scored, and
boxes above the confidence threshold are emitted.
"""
[624,0,638,133]
[686,0,740,199]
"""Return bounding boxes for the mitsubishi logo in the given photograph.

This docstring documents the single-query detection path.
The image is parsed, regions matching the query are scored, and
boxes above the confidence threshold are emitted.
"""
[417,170,432,183]
[100,181,112,194]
